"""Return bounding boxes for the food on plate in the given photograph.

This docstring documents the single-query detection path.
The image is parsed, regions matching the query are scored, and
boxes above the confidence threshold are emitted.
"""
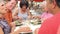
[30,19,41,25]
[15,20,23,26]
[18,27,32,34]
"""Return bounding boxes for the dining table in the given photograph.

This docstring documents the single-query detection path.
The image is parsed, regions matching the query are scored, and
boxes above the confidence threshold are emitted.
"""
[14,19,41,34]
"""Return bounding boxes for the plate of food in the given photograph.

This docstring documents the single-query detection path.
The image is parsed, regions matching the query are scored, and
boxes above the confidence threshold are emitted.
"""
[19,32,32,34]
[15,20,23,26]
[30,19,41,25]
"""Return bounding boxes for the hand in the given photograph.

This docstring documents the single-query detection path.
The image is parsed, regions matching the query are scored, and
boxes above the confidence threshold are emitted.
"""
[15,16,19,20]
[13,16,23,22]
[10,22,16,33]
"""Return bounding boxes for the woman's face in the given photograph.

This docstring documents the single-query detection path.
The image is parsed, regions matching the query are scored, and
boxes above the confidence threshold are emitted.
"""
[21,5,27,12]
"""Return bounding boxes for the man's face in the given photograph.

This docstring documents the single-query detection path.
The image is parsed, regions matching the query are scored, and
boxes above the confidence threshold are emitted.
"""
[6,0,16,10]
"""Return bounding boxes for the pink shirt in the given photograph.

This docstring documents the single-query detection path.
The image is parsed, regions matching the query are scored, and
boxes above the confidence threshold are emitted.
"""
[41,12,53,20]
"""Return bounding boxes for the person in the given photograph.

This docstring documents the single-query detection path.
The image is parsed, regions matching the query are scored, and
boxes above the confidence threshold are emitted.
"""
[33,6,53,23]
[0,0,32,34]
[38,0,60,34]
[0,0,16,34]
[4,0,16,24]
[13,0,32,20]
[4,0,17,33]
[0,0,17,24]
[40,7,53,22]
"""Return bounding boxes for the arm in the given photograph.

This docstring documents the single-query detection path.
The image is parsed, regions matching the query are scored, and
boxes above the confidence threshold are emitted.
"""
[27,9,33,19]
[0,27,4,34]
[57,25,60,34]
[12,8,19,20]
[28,12,32,19]
[10,22,16,33]
[12,8,23,20]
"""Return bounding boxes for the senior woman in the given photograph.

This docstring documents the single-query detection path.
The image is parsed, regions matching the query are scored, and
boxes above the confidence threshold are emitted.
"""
[0,0,16,34]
